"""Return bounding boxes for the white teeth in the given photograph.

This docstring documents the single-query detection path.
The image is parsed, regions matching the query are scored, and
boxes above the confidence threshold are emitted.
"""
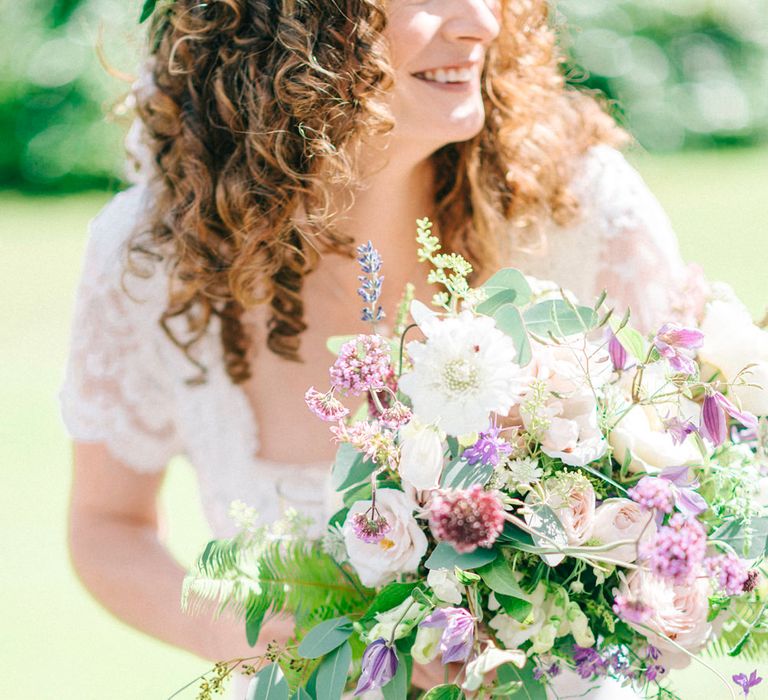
[418,67,474,84]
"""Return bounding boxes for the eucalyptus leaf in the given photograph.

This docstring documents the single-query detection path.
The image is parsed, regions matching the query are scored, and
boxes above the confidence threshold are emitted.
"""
[476,557,526,598]
[440,458,493,489]
[476,289,519,316]
[315,641,352,700]
[495,593,533,622]
[298,616,353,659]
[247,663,290,700]
[526,504,568,566]
[421,684,465,700]
[480,268,532,306]
[711,517,768,558]
[497,662,547,700]
[332,443,376,492]
[425,543,498,571]
[524,300,598,337]
[360,582,420,623]
[291,689,314,700]
[492,304,532,366]
[246,607,264,647]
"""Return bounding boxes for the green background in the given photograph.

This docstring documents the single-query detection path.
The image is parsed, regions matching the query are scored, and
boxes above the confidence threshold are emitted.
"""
[2,145,766,699]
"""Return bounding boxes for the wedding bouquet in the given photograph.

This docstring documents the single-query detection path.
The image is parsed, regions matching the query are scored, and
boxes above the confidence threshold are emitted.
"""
[181,220,768,700]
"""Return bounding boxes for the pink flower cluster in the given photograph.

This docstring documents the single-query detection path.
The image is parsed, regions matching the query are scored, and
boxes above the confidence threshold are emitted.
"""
[705,553,750,597]
[628,476,675,514]
[304,387,350,422]
[640,514,706,584]
[428,485,505,554]
[330,334,392,396]
[612,593,652,624]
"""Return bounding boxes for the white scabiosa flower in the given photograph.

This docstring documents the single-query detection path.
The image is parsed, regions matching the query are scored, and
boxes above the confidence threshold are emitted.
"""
[398,301,524,436]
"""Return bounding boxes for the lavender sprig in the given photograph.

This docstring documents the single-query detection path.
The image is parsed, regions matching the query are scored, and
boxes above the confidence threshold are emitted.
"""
[357,241,385,325]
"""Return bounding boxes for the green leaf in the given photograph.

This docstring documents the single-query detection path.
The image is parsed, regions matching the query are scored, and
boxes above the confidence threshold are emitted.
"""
[381,648,408,700]
[247,663,290,700]
[440,458,493,489]
[498,662,546,700]
[476,288,519,316]
[446,436,460,460]
[246,608,265,647]
[476,557,526,598]
[609,319,647,361]
[291,689,314,700]
[524,300,598,338]
[495,593,533,622]
[332,443,376,492]
[421,684,465,700]
[326,335,356,356]
[493,304,532,365]
[361,582,420,623]
[315,641,352,700]
[711,517,768,558]
[343,480,373,508]
[425,543,498,571]
[527,504,568,565]
[139,0,158,23]
[298,616,354,659]
[480,268,532,306]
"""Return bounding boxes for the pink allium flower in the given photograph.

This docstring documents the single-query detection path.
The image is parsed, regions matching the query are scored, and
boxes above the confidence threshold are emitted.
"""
[653,323,704,375]
[640,514,707,585]
[628,476,675,514]
[705,553,750,597]
[304,387,350,422]
[428,485,505,553]
[379,401,413,430]
[330,334,393,396]
[351,511,392,544]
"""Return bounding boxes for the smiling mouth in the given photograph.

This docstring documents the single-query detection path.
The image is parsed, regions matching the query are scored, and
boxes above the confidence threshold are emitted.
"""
[411,67,476,85]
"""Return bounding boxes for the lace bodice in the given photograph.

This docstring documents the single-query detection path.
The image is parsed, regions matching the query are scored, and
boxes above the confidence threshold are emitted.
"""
[57,142,698,544]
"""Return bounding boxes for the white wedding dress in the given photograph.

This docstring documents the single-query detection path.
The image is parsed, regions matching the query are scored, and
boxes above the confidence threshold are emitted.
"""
[57,118,699,699]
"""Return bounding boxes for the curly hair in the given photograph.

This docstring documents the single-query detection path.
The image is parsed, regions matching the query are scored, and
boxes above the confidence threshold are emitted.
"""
[127,0,624,385]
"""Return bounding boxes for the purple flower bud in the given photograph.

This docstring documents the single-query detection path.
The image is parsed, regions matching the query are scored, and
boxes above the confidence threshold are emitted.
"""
[354,639,398,696]
[419,607,475,664]
[701,394,727,446]
[607,330,629,371]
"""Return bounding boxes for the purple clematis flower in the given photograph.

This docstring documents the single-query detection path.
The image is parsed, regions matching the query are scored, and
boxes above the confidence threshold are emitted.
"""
[463,424,513,468]
[419,607,475,664]
[354,638,398,696]
[733,670,763,698]
[663,415,698,445]
[701,392,759,446]
[659,465,708,517]
[606,329,630,371]
[653,323,704,375]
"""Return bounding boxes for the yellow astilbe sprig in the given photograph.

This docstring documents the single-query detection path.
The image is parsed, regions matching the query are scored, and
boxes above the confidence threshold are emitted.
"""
[416,217,473,311]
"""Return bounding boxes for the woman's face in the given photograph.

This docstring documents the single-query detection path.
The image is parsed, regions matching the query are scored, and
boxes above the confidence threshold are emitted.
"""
[384,0,502,157]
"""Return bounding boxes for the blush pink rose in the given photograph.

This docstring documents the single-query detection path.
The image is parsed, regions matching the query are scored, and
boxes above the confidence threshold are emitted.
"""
[592,498,656,565]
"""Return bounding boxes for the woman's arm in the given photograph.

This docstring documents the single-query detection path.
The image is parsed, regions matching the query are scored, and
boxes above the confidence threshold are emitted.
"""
[66,441,293,664]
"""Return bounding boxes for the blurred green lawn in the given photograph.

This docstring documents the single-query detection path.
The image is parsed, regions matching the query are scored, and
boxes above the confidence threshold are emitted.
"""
[1,146,767,700]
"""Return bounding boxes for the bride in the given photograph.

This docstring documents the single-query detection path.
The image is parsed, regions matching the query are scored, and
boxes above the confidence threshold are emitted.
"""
[59,0,703,697]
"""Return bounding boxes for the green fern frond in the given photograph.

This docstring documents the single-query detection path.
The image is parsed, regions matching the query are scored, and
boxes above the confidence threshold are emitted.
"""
[244,540,372,632]
[706,600,768,661]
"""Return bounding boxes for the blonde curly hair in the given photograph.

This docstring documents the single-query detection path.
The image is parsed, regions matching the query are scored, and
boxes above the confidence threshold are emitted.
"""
[128,0,624,384]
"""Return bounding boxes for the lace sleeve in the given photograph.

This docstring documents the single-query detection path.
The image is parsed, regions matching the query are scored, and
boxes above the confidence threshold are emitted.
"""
[57,185,184,473]
[574,145,707,334]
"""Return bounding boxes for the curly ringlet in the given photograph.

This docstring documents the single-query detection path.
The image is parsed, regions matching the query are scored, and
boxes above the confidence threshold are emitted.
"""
[126,0,624,385]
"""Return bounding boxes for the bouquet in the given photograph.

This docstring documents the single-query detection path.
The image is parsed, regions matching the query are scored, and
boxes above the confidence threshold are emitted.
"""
[180,219,768,700]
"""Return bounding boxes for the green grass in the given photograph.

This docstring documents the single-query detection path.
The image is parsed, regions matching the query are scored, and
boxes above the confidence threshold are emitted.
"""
[1,147,766,700]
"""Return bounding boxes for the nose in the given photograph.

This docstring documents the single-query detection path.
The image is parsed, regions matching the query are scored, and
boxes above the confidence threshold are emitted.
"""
[443,0,501,46]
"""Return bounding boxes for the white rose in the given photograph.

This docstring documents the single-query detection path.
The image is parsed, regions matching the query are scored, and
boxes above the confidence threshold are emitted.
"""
[546,474,596,547]
[343,489,428,588]
[591,498,656,565]
[398,421,445,490]
[427,568,463,605]
[619,571,712,668]
[411,625,442,665]
[699,298,768,416]
[609,403,699,475]
[522,341,611,467]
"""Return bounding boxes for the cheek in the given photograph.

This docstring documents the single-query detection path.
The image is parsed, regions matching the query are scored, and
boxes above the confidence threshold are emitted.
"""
[385,6,441,71]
